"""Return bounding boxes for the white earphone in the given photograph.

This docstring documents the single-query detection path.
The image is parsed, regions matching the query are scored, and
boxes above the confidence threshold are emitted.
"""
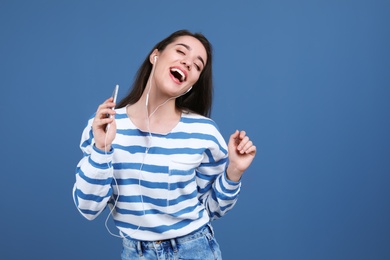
[146,56,158,106]
[185,86,192,94]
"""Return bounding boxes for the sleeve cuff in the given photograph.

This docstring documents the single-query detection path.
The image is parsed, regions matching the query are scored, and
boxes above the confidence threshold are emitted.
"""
[222,170,241,193]
[91,144,114,165]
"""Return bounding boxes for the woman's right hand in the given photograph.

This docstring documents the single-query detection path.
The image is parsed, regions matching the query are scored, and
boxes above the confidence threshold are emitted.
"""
[92,97,117,152]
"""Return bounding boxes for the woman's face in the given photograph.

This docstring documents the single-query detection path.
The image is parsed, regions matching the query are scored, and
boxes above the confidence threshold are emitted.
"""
[151,35,207,96]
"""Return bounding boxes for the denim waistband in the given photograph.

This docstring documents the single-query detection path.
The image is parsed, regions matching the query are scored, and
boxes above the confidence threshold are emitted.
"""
[122,224,213,250]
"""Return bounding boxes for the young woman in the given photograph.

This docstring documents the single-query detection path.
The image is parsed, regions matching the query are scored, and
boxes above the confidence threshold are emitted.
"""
[73,29,256,260]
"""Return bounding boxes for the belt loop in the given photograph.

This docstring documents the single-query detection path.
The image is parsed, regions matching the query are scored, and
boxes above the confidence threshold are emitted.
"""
[136,241,143,256]
[207,223,215,237]
[170,239,178,253]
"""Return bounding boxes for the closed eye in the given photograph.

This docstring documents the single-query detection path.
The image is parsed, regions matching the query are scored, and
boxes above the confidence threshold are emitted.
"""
[176,48,202,71]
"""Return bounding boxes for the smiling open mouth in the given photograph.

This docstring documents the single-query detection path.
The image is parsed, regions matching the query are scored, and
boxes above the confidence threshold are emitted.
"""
[170,68,186,82]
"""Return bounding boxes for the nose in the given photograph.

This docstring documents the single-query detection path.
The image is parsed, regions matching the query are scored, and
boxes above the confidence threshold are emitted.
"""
[180,59,192,71]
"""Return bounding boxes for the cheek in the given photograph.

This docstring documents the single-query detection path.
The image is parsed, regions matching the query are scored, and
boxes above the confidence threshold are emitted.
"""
[189,72,201,85]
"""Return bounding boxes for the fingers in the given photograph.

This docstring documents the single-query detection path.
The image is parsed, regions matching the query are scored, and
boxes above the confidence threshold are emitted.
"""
[232,130,256,155]
[93,97,117,130]
[98,97,116,117]
[230,130,239,141]
[98,97,116,113]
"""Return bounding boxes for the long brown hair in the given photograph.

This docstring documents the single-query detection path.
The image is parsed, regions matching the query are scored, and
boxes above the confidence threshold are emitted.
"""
[116,30,213,117]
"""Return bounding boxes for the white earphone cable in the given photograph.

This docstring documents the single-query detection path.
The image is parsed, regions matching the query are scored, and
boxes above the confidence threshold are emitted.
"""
[104,57,191,239]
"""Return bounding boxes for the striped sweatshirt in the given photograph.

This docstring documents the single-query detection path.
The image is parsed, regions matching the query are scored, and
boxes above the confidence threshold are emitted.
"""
[72,106,241,241]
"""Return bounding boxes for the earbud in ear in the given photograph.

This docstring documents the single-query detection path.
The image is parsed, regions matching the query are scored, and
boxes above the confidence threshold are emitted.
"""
[154,56,158,62]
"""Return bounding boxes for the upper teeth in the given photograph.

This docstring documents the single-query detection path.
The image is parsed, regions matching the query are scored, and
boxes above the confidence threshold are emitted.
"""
[171,68,185,82]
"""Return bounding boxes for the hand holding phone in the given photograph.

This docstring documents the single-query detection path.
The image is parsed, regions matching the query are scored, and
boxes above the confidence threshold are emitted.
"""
[106,84,119,131]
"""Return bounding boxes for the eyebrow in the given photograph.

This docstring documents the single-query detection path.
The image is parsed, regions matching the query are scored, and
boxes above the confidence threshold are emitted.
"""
[175,43,205,67]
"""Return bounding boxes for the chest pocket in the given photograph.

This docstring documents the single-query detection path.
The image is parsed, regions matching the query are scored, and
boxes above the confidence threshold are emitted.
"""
[164,155,204,212]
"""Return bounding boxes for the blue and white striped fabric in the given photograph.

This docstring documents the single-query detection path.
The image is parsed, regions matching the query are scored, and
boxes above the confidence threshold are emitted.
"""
[73,106,241,241]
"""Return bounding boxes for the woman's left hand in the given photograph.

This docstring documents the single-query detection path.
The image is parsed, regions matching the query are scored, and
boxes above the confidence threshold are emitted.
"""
[226,130,257,182]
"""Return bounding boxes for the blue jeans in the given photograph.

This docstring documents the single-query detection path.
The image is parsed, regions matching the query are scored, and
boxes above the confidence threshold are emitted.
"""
[121,225,222,260]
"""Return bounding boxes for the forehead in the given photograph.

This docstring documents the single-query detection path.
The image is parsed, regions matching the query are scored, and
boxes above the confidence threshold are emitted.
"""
[169,35,208,64]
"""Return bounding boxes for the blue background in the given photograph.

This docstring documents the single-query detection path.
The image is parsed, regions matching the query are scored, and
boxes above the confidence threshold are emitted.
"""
[1,1,389,259]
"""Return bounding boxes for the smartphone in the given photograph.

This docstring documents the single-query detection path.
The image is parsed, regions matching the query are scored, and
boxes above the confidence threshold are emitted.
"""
[111,84,119,104]
[106,84,119,131]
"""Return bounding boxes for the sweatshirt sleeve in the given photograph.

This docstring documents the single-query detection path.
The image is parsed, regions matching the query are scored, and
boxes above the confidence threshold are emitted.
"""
[72,116,114,220]
[196,124,241,220]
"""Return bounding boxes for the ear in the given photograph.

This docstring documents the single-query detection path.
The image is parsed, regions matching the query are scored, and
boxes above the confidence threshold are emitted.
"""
[149,49,160,64]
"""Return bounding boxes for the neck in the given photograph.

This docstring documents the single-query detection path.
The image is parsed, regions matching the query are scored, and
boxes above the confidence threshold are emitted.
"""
[142,91,177,118]
[127,93,181,134]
